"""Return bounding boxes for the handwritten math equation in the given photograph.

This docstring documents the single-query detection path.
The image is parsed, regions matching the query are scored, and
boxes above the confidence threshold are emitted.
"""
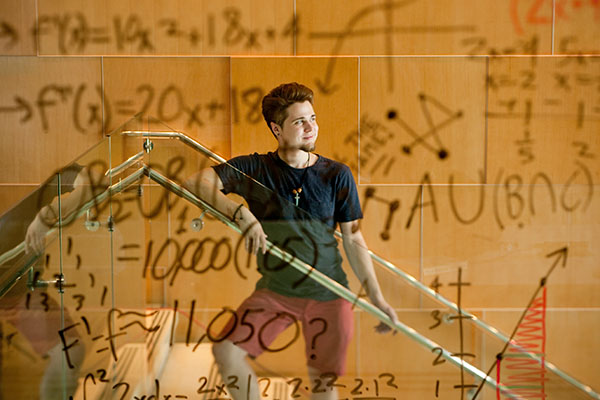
[0,8,295,54]
[488,57,600,166]
[0,82,228,134]
[428,269,476,398]
[510,0,600,36]
[0,80,285,135]
[1,141,586,399]
[74,373,405,400]
[352,159,593,241]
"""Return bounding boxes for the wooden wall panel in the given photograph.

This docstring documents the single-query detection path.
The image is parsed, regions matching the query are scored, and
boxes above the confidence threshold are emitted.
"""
[137,138,258,307]
[355,310,483,397]
[487,56,600,184]
[0,0,37,55]
[297,0,552,56]
[554,1,600,54]
[137,182,172,305]
[103,57,231,156]
[0,0,598,396]
[109,193,149,309]
[421,184,600,308]
[360,57,487,184]
[131,144,259,308]
[230,57,359,176]
[0,56,103,183]
[142,136,223,193]
[37,0,294,56]
[0,326,48,398]
[41,185,148,312]
[0,185,36,215]
[353,185,421,283]
[56,218,121,310]
[159,198,260,309]
[484,310,600,394]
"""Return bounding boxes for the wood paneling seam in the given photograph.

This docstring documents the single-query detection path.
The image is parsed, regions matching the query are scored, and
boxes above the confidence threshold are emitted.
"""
[101,56,105,137]
[419,185,424,309]
[484,56,489,184]
[552,0,556,55]
[293,0,297,56]
[35,0,39,56]
[357,56,361,185]
[229,56,233,156]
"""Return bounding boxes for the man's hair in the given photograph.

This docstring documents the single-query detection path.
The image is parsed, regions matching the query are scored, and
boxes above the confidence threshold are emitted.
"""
[261,82,314,138]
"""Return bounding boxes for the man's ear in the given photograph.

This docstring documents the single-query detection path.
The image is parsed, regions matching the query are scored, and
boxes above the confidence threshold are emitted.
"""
[270,122,280,136]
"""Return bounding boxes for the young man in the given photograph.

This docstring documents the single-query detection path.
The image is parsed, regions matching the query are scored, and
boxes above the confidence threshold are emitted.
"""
[186,82,398,399]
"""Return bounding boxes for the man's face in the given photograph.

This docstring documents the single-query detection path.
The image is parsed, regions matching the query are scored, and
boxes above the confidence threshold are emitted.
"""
[272,101,318,152]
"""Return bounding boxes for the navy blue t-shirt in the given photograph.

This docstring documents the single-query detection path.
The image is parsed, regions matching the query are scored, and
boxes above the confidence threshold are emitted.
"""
[212,152,362,301]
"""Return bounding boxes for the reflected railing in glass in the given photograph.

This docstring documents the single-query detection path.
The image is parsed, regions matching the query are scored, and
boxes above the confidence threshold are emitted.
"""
[1,120,598,399]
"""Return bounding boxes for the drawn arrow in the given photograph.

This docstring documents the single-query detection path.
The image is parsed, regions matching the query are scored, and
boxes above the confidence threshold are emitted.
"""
[543,246,568,282]
[0,96,33,122]
[311,1,415,95]
[314,73,338,94]
[472,245,569,399]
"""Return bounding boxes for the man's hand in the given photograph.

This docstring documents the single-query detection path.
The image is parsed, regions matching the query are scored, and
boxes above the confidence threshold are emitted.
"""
[339,221,400,335]
[371,296,399,334]
[236,206,268,255]
[25,215,50,255]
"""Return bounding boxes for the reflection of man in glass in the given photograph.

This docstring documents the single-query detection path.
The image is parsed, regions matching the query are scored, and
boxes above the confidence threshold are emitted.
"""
[187,83,398,399]
[0,164,101,399]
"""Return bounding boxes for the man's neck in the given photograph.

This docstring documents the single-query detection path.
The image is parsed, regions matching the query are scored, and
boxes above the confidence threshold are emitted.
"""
[277,148,311,169]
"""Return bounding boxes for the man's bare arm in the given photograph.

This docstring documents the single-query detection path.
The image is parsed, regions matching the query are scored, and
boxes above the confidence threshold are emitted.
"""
[184,168,267,255]
[25,167,108,254]
[340,220,399,333]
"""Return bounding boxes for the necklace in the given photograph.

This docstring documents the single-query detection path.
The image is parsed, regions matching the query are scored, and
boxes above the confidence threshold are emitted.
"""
[292,152,310,206]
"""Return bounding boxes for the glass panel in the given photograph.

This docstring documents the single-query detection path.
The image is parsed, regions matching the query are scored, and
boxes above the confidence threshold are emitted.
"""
[130,128,596,400]
[128,127,457,395]
[5,117,594,399]
[63,115,147,399]
[0,180,62,399]
[0,114,149,399]
[54,124,585,398]
[0,135,112,398]
[95,115,172,395]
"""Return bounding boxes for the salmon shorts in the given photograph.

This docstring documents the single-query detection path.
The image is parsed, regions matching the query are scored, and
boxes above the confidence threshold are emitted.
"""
[219,288,354,375]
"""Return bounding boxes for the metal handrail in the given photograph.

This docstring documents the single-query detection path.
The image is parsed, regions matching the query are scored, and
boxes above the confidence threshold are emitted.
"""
[128,129,600,399]
[0,128,596,398]
[0,140,511,393]
[145,165,517,398]
[0,167,146,297]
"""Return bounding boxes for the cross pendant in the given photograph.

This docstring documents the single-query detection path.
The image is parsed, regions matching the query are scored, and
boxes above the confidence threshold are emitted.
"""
[294,192,300,206]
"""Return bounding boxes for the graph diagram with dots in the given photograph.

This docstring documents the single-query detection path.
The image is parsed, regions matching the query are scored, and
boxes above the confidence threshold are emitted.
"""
[386,93,463,161]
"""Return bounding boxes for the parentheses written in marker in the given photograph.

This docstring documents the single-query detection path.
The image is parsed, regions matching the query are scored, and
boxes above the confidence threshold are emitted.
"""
[493,168,505,230]
[575,161,593,212]
[72,83,86,134]
[233,231,251,280]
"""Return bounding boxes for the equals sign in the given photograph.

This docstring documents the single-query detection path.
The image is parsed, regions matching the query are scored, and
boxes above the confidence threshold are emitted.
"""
[115,99,137,115]
[543,99,562,106]
[117,243,141,261]
[90,26,110,43]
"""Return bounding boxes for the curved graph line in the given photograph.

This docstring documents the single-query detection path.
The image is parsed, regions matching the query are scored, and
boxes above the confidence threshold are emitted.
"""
[308,0,476,93]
